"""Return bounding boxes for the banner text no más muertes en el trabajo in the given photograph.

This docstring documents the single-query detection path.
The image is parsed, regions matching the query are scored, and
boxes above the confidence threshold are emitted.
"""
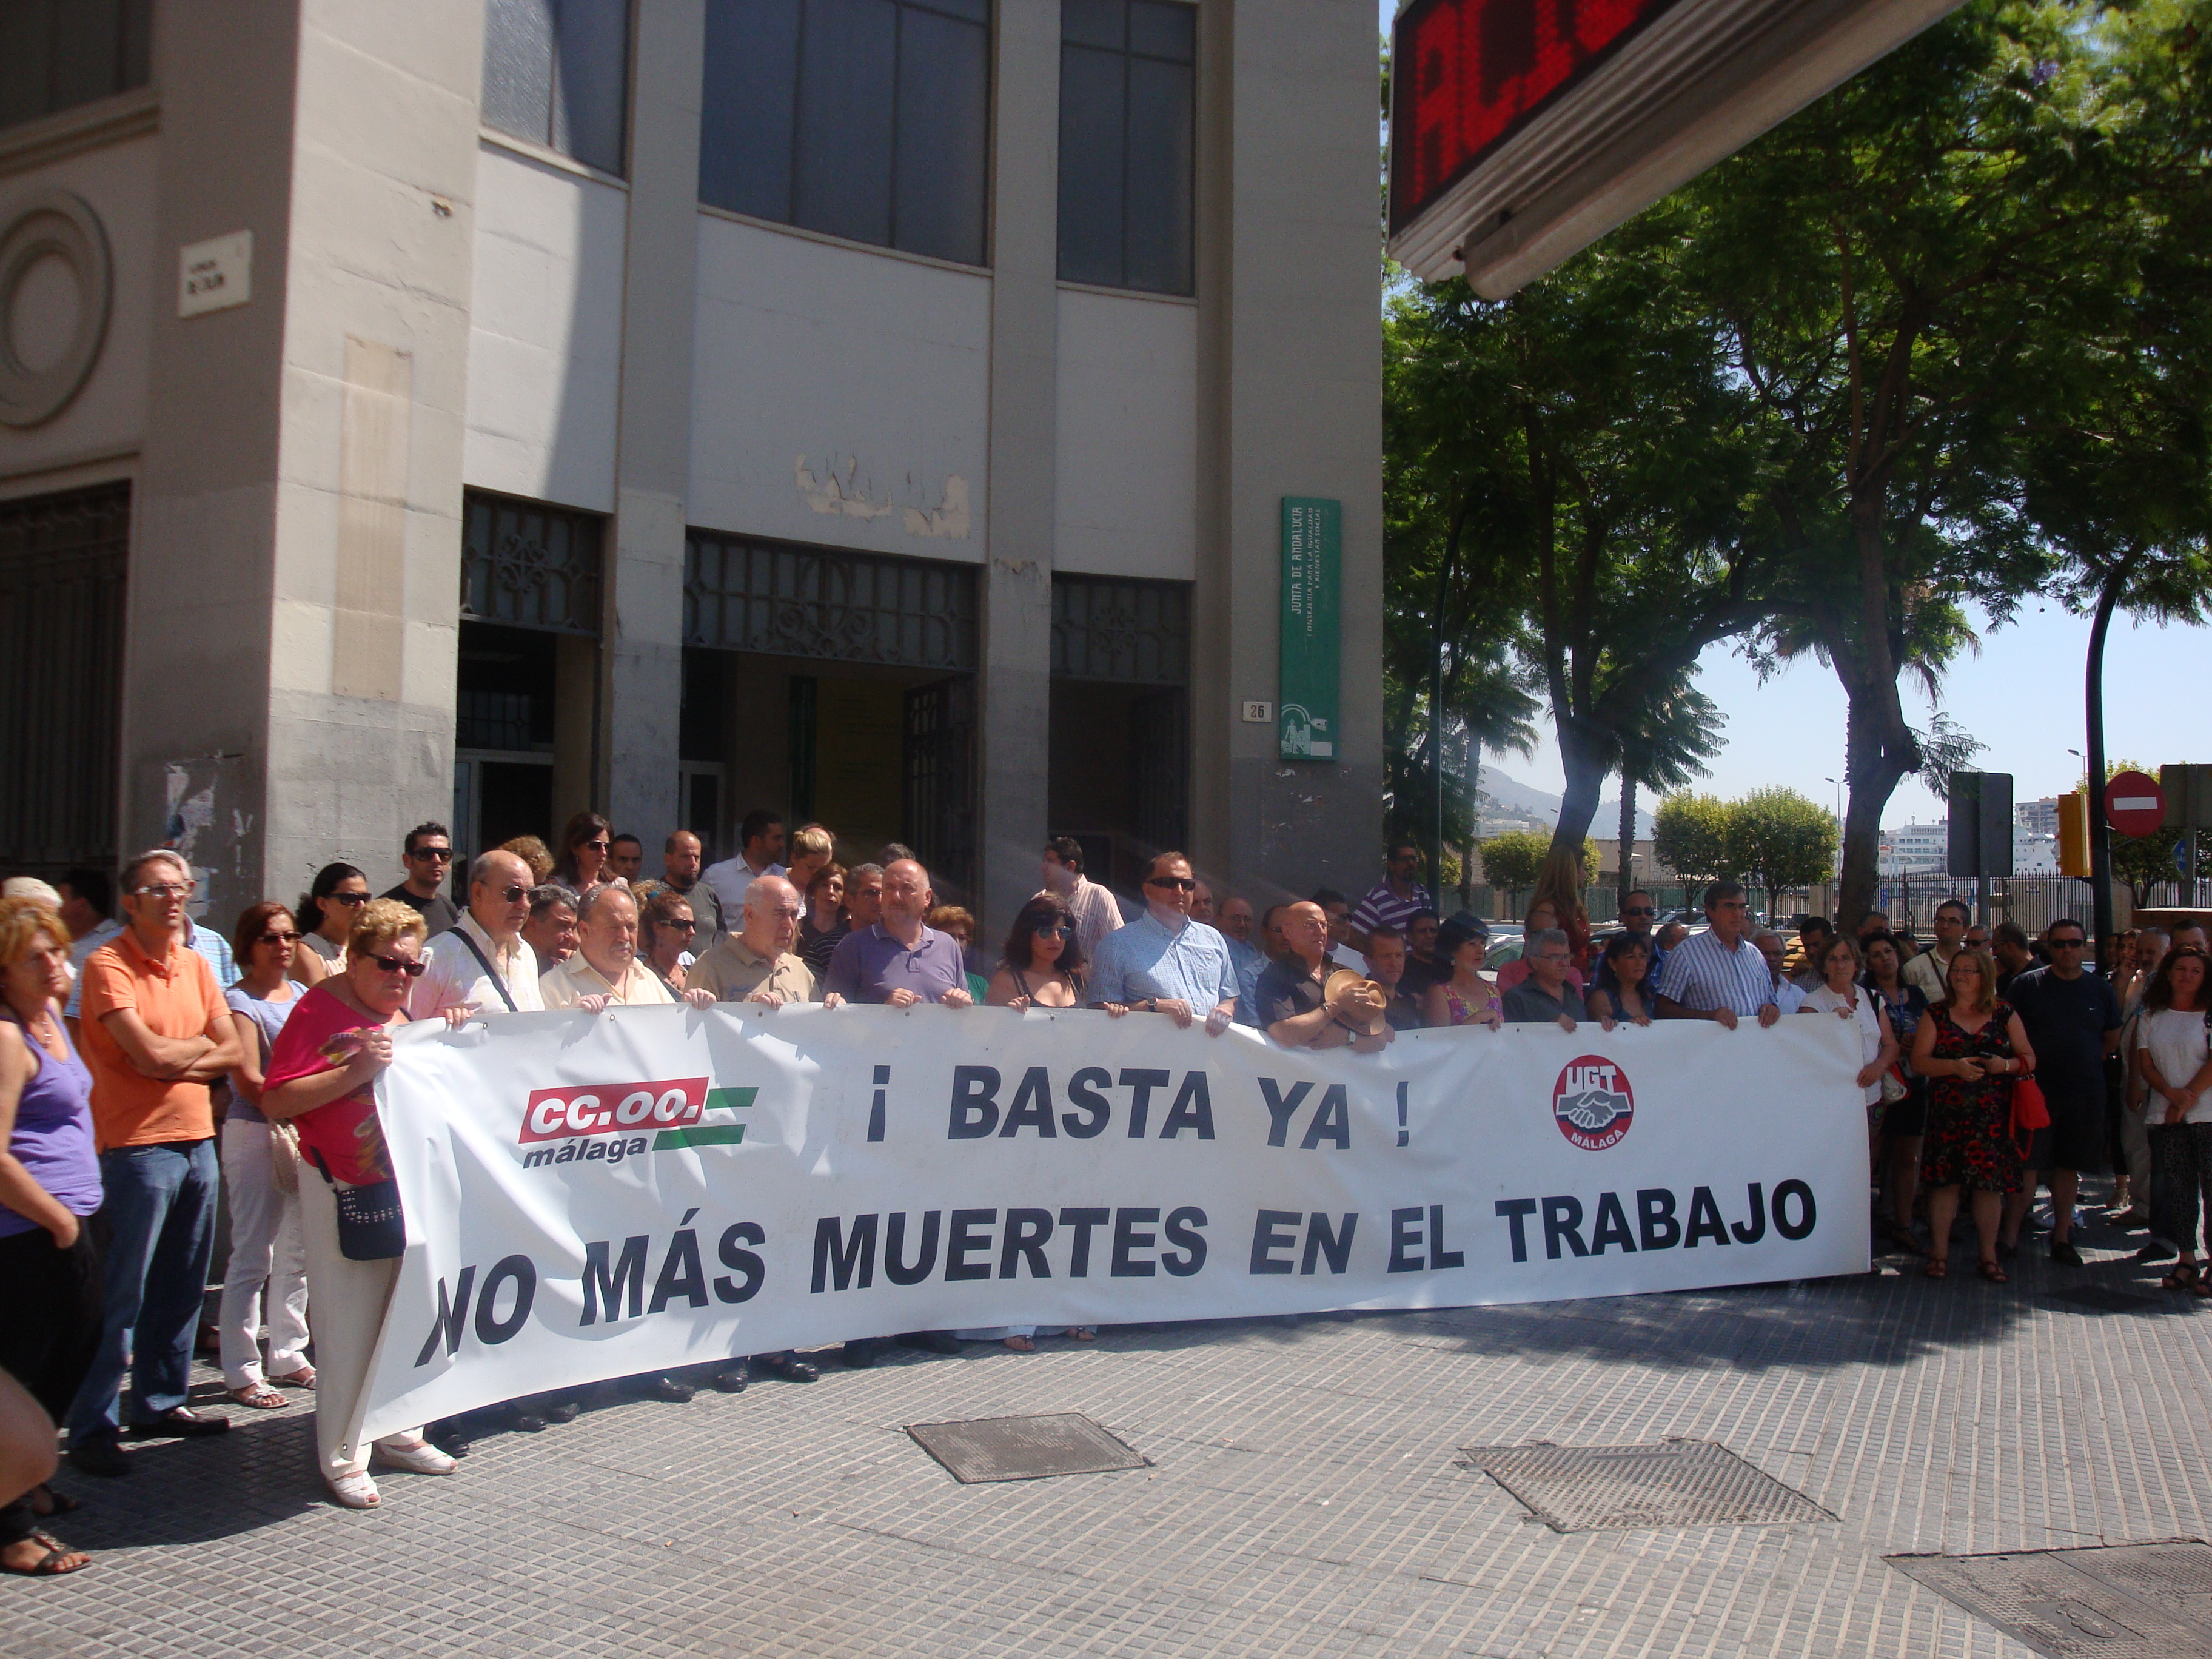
[349,1005,1867,1447]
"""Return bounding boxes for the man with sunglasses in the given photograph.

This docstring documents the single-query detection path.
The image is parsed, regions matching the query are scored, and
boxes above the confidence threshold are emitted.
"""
[381,821,460,939]
[2001,919,2122,1266]
[67,850,246,1475]
[410,850,545,1019]
[1347,842,1435,953]
[1618,889,1666,982]
[1086,852,1238,1036]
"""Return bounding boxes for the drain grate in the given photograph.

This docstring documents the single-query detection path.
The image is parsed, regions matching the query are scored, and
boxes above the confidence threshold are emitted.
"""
[905,1412,1149,1484]
[1458,1439,1834,1533]
[1888,1541,2212,1657]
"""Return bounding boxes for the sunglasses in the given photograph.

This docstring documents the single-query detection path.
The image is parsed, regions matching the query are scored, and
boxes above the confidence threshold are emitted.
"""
[132,882,194,900]
[1146,876,1198,891]
[583,839,611,851]
[666,919,698,933]
[408,846,453,861]
[367,953,427,977]
[256,930,299,947]
[1033,923,1069,938]
[1622,906,1655,916]
[2050,937,2086,949]
[495,884,529,902]
[329,891,369,907]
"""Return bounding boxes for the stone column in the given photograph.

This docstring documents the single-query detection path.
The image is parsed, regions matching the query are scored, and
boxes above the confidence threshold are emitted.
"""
[602,0,705,853]
[977,0,1062,934]
[1195,0,1384,910]
[132,0,484,923]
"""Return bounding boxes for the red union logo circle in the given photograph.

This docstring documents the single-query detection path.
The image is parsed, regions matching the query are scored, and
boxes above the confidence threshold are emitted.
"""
[1553,1055,1633,1150]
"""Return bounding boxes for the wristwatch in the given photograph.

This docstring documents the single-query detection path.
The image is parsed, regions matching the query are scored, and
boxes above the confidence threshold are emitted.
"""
[1142,997,1158,1013]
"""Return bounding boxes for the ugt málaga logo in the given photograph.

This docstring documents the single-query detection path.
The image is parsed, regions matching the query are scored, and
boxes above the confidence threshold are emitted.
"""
[1553,1056,1634,1150]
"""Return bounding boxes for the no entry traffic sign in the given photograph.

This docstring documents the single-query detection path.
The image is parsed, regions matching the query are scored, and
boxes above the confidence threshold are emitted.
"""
[2107,770,2166,837]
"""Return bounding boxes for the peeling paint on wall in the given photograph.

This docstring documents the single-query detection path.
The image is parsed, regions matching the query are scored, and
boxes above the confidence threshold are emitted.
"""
[794,454,972,540]
[902,475,970,539]
[795,454,896,521]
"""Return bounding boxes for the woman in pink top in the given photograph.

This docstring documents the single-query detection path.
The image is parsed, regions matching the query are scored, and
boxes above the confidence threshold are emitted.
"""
[263,900,464,1509]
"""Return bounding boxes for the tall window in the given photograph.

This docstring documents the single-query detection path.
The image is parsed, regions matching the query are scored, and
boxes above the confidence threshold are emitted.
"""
[481,0,631,176]
[699,0,992,269]
[1058,0,1195,295]
[0,0,152,133]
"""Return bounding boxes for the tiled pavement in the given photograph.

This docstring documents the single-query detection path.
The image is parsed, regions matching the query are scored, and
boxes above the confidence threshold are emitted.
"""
[13,1201,2211,1658]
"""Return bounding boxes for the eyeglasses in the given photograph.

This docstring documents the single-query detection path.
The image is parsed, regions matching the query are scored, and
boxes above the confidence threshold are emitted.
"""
[1622,906,1655,917]
[407,846,452,862]
[1146,876,1198,891]
[256,930,299,947]
[495,884,529,902]
[329,891,369,907]
[367,953,427,977]
[131,882,194,900]
[1390,852,1420,864]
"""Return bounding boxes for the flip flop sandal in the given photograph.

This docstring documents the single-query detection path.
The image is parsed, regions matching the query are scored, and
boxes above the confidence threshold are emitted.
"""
[2,1532,91,1576]
[269,1368,317,1389]
[229,1384,290,1409]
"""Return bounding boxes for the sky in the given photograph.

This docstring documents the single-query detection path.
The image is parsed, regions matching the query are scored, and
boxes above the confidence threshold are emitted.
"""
[1372,0,2210,829]
[1483,603,2211,829]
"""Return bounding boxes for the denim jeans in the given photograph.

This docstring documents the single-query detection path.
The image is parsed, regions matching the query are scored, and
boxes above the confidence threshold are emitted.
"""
[66,1138,219,1448]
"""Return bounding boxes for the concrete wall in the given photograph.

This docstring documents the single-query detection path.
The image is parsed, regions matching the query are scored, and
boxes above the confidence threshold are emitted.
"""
[462,141,626,513]
[1053,287,1199,581]
[0,132,158,483]
[1194,0,1385,910]
[688,214,991,560]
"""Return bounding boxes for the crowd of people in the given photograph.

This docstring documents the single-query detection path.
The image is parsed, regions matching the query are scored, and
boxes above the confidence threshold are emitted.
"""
[2,814,2205,1568]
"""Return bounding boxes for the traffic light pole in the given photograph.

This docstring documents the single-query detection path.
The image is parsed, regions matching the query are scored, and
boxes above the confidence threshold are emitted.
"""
[2085,563,2129,976]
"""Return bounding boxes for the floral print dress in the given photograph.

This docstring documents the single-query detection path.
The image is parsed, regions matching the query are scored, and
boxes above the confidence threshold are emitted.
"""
[1919,1000,2022,1193]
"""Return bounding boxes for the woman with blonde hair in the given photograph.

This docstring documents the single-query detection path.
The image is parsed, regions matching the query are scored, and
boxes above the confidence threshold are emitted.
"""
[0,897,101,1575]
[263,899,466,1508]
[785,825,836,902]
[500,835,555,886]
[1911,947,2034,1284]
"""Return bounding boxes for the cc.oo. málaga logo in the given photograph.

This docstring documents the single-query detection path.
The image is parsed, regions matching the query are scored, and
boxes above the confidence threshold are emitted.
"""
[1552,1056,1632,1150]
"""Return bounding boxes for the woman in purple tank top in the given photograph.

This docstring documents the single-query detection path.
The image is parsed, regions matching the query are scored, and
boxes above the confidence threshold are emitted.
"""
[0,896,102,1576]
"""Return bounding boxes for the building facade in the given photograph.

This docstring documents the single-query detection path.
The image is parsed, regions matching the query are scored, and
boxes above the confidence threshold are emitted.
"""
[0,0,1382,931]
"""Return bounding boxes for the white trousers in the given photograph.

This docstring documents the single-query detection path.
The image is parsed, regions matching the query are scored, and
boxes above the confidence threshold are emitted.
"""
[297,1165,422,1481]
[217,1117,310,1389]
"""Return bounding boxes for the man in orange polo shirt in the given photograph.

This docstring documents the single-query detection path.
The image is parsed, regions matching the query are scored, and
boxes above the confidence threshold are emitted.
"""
[64,849,242,1478]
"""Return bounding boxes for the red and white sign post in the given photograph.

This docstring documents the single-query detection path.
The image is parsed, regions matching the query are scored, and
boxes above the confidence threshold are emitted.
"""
[2105,771,2166,839]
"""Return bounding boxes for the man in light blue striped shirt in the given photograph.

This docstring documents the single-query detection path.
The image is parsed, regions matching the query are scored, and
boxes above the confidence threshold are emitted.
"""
[1655,881,1781,1029]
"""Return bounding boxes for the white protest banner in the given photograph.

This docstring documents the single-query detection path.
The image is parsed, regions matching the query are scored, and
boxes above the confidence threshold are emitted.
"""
[351,1005,1868,1447]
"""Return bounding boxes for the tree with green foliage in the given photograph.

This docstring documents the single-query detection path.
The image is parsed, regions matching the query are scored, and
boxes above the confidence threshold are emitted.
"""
[1478,830,1598,895]
[1614,681,1724,908]
[1382,207,1782,878]
[1725,789,1840,916]
[1680,0,2212,928]
[1652,794,1735,888]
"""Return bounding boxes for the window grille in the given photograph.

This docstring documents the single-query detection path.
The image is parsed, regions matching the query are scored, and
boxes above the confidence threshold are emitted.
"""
[460,491,605,637]
[684,531,978,671]
[0,481,129,876]
[1050,572,1190,685]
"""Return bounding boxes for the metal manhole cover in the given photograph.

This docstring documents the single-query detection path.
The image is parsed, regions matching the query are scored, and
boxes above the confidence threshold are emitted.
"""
[1888,1542,2212,1657]
[2045,1284,2167,1314]
[905,1412,1149,1484]
[1459,1439,1834,1533]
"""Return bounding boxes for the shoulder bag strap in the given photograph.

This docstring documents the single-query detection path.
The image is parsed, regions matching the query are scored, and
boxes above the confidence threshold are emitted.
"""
[455,928,519,1014]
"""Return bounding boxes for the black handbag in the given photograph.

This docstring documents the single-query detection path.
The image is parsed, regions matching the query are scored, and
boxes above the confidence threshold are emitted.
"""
[308,1147,406,1261]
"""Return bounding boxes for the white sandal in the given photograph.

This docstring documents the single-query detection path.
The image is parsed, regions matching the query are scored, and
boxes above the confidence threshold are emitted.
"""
[371,1438,455,1476]
[325,1472,381,1509]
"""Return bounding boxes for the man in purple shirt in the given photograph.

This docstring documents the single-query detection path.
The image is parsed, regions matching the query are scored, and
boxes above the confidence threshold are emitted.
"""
[822,860,976,1007]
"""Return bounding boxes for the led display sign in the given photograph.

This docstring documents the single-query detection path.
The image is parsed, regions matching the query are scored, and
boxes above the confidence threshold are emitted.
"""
[1390,0,1682,236]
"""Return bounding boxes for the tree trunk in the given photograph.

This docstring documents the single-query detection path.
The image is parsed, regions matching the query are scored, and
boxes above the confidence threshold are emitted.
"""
[1549,716,1610,863]
[1461,728,1479,911]
[1617,774,1637,911]
[1834,687,1915,931]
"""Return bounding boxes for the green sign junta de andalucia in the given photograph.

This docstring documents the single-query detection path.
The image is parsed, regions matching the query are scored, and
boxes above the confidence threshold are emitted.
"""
[1279,497,1340,762]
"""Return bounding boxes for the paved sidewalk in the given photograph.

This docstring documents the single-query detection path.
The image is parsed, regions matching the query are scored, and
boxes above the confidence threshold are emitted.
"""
[13,1206,2211,1657]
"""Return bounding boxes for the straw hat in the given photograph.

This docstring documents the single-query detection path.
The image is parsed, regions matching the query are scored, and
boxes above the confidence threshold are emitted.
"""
[1324,969,1389,1037]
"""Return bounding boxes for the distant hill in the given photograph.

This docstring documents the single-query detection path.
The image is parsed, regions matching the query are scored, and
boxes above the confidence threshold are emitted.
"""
[1476,768,1657,840]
